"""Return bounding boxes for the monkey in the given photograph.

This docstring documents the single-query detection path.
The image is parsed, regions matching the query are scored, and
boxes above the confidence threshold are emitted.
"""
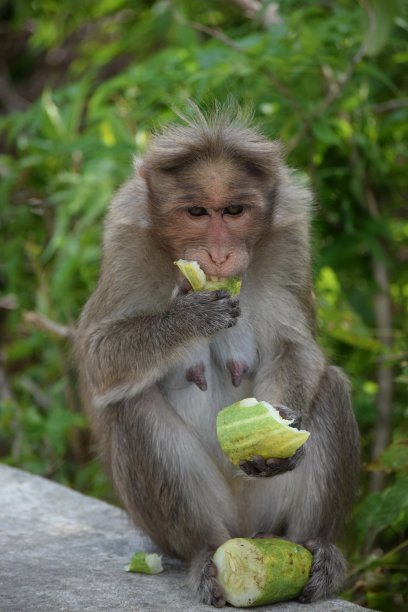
[76,105,360,607]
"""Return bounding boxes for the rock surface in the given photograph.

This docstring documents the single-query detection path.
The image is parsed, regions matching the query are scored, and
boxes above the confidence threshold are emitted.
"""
[0,464,373,611]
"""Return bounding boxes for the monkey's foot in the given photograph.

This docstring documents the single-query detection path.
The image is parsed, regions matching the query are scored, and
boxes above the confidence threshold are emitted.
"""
[298,542,346,603]
[227,360,248,387]
[188,550,226,607]
[186,362,208,391]
[239,446,305,478]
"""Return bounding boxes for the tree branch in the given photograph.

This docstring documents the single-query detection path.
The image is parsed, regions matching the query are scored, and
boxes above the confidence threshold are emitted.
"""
[286,20,369,153]
[364,184,394,494]
[228,0,281,28]
[0,68,29,112]
[175,13,305,117]
[373,98,408,114]
[23,311,75,341]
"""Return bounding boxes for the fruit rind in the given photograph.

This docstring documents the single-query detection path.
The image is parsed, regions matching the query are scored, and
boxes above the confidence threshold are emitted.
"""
[204,277,242,295]
[213,537,312,607]
[174,259,206,291]
[216,398,310,465]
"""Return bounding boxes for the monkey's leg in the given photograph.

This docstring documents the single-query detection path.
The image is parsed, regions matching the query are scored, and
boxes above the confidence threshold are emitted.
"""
[106,386,236,606]
[283,366,360,602]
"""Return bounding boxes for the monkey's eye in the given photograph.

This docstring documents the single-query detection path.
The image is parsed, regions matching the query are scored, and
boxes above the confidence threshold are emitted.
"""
[187,206,208,217]
[223,205,244,216]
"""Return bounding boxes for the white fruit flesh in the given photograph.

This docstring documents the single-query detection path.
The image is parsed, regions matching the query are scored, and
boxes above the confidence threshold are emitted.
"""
[125,552,163,574]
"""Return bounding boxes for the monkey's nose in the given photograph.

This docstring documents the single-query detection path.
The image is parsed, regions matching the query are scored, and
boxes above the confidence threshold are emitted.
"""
[209,251,229,265]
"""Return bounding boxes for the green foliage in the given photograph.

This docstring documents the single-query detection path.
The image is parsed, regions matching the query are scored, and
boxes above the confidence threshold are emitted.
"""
[356,434,408,543]
[345,429,408,610]
[1,1,407,608]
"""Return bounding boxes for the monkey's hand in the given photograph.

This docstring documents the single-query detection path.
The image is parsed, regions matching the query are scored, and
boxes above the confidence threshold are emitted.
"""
[169,290,241,337]
[239,404,305,477]
[239,446,305,478]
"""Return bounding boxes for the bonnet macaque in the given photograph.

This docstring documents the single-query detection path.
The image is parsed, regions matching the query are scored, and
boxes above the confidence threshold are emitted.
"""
[77,106,360,606]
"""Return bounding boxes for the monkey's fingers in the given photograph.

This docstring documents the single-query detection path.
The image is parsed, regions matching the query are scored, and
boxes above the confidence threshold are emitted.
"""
[179,278,193,294]
[239,457,263,477]
[228,299,241,318]
[195,291,241,323]
[274,404,302,430]
[201,289,230,301]
[265,446,306,473]
[171,278,192,300]
[239,447,305,478]
[173,290,241,336]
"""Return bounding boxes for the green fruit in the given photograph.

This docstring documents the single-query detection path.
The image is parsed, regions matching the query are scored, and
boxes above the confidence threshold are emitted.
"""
[204,277,242,295]
[125,551,163,574]
[213,538,312,607]
[216,398,310,465]
[174,259,241,295]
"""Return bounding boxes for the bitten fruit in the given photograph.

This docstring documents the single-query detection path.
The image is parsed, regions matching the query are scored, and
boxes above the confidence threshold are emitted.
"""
[216,398,310,465]
[174,259,242,295]
[125,551,163,574]
[213,537,312,607]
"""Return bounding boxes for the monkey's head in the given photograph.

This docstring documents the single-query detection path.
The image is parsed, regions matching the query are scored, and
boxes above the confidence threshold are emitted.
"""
[139,108,281,282]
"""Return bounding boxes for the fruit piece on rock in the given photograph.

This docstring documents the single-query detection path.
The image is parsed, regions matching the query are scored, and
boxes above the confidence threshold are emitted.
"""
[174,259,242,295]
[216,398,310,465]
[213,537,312,607]
[125,551,163,574]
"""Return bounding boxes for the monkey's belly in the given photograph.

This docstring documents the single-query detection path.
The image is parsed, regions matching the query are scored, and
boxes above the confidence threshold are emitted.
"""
[158,337,300,538]
[159,342,254,455]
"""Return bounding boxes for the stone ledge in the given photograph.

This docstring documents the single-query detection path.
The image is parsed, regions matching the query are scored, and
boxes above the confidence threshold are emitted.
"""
[0,464,373,611]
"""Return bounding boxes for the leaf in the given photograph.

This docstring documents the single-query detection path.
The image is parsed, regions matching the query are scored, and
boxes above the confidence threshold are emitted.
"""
[379,438,408,471]
[363,0,399,57]
[355,474,408,541]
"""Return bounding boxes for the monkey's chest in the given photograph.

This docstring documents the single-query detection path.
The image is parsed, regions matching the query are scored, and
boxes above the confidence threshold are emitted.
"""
[159,323,258,433]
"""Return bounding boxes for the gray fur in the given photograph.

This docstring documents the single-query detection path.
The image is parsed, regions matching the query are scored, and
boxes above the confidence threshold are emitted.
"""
[188,550,226,608]
[76,108,360,606]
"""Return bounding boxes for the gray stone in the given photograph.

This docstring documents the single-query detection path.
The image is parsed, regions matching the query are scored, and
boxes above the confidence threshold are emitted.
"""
[0,465,373,611]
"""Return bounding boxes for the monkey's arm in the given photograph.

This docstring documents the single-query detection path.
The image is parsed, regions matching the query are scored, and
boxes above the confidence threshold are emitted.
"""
[78,290,240,407]
[239,331,326,477]
[254,337,326,418]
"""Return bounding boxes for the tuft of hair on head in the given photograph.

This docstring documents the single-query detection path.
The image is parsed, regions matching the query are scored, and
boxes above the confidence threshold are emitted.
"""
[174,98,255,132]
[143,100,281,179]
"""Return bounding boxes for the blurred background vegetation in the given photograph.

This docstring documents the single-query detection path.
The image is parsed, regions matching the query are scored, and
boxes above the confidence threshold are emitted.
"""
[0,0,407,609]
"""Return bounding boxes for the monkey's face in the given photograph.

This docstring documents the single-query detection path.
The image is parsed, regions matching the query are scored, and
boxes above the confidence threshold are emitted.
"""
[148,159,270,281]
[177,204,258,280]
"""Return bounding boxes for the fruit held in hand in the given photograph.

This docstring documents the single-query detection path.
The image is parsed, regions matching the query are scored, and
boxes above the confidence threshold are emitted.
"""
[216,398,310,466]
[213,537,312,607]
[174,259,241,295]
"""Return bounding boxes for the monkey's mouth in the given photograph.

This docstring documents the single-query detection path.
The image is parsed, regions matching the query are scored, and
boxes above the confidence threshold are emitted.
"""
[208,275,225,282]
